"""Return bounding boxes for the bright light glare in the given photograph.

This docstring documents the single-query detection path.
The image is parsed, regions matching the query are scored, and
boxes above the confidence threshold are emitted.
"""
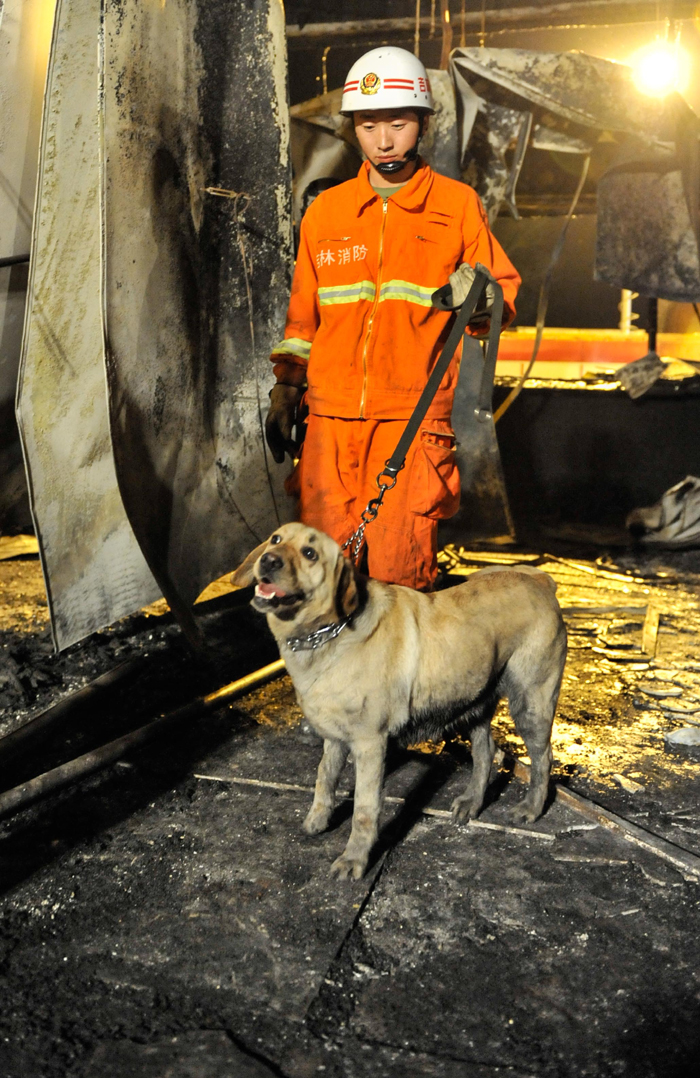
[630,40,690,97]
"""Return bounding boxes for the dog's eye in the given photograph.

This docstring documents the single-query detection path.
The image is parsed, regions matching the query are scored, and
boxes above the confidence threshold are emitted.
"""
[270,534,281,545]
[301,546,318,562]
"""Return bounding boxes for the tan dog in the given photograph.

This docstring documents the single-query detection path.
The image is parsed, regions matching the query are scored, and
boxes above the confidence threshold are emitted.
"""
[233,523,567,880]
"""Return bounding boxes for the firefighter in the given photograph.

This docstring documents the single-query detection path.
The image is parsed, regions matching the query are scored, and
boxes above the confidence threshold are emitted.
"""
[266,46,520,591]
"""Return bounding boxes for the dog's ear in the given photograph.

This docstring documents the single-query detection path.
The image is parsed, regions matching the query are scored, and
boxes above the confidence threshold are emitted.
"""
[231,540,268,588]
[336,555,361,619]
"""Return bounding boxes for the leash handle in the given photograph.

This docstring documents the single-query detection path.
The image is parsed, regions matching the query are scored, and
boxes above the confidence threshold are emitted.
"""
[476,274,504,423]
[343,266,504,561]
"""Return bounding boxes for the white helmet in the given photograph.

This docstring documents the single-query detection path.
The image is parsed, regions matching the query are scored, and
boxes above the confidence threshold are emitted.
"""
[341,47,434,115]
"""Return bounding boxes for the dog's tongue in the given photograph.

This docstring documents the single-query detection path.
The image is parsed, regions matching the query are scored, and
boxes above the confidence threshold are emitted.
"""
[256,580,287,599]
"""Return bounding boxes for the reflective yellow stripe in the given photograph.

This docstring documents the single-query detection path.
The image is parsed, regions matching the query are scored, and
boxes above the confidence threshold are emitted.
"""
[272,337,312,359]
[316,279,438,309]
[318,281,376,306]
[378,279,438,307]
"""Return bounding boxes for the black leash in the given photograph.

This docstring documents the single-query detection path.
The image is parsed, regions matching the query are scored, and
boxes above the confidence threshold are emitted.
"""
[342,264,504,561]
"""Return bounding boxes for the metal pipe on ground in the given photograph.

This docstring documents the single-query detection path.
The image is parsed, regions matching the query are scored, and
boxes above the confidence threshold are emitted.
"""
[0,659,286,823]
[0,660,144,772]
[512,757,700,881]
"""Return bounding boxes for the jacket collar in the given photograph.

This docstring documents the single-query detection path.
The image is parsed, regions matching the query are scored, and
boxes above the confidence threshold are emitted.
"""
[355,157,434,215]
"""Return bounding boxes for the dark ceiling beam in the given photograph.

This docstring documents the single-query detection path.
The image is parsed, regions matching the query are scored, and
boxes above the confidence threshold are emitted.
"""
[287,1,697,41]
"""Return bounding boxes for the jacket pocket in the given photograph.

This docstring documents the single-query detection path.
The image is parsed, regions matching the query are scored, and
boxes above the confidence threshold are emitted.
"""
[410,425,461,520]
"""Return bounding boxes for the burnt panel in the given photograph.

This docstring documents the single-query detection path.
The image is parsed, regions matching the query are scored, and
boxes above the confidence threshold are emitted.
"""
[101,0,294,642]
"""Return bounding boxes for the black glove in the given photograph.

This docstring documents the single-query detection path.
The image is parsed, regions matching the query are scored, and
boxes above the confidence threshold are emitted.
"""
[265,384,303,464]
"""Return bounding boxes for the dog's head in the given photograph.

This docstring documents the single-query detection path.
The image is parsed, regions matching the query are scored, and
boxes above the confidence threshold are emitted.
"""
[232,523,363,627]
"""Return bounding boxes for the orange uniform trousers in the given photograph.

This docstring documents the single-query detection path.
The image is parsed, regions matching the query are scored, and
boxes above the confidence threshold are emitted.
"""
[289,414,461,591]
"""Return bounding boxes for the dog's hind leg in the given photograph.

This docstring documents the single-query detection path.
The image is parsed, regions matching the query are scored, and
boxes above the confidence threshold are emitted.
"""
[451,715,496,822]
[506,666,562,824]
[303,739,350,835]
[331,736,386,880]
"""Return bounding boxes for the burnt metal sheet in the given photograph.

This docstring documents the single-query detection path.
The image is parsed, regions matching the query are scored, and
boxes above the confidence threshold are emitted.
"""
[451,57,535,223]
[596,155,700,302]
[16,0,160,650]
[0,0,55,531]
[420,68,460,181]
[595,95,700,300]
[531,124,592,155]
[460,95,531,223]
[451,47,685,146]
[451,46,700,299]
[595,101,700,302]
[100,0,293,642]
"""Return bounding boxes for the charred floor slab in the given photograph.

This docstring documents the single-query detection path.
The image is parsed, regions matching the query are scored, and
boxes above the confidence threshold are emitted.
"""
[0,546,699,1077]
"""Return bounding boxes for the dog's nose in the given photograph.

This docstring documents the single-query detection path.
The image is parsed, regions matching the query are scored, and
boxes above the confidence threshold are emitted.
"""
[260,551,283,575]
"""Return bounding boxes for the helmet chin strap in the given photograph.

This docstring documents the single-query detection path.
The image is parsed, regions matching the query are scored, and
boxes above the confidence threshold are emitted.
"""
[374,133,422,176]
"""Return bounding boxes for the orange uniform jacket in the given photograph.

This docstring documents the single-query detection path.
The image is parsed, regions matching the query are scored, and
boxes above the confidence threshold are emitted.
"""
[271,159,520,421]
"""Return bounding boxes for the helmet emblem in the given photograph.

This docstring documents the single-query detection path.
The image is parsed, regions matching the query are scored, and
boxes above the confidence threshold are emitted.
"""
[360,72,380,95]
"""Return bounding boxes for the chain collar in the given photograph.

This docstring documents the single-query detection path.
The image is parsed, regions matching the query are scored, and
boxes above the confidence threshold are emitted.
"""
[286,618,350,653]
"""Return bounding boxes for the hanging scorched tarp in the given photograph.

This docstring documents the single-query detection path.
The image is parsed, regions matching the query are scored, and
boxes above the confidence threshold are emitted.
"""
[0,0,55,531]
[100,0,292,642]
[16,0,161,651]
[17,0,292,650]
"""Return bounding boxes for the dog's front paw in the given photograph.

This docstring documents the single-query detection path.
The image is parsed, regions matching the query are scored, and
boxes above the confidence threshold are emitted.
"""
[329,852,367,880]
[450,794,481,823]
[507,801,540,826]
[302,808,331,835]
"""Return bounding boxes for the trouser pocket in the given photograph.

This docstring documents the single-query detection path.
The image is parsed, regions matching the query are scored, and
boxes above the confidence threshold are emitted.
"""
[409,423,461,520]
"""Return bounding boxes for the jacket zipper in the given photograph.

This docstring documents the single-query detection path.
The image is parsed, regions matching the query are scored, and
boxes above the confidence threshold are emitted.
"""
[359,198,388,419]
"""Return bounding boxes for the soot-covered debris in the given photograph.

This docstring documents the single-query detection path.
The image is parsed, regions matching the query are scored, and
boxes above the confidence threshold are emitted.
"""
[0,544,699,1077]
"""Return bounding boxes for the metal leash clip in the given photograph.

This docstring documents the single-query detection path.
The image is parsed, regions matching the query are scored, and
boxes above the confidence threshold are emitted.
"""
[342,464,400,562]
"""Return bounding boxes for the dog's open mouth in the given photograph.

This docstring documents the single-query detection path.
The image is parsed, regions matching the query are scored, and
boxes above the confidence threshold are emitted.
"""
[253,578,304,608]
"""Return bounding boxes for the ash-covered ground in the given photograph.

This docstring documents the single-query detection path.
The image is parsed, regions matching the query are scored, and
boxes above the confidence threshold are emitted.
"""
[0,542,699,1078]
